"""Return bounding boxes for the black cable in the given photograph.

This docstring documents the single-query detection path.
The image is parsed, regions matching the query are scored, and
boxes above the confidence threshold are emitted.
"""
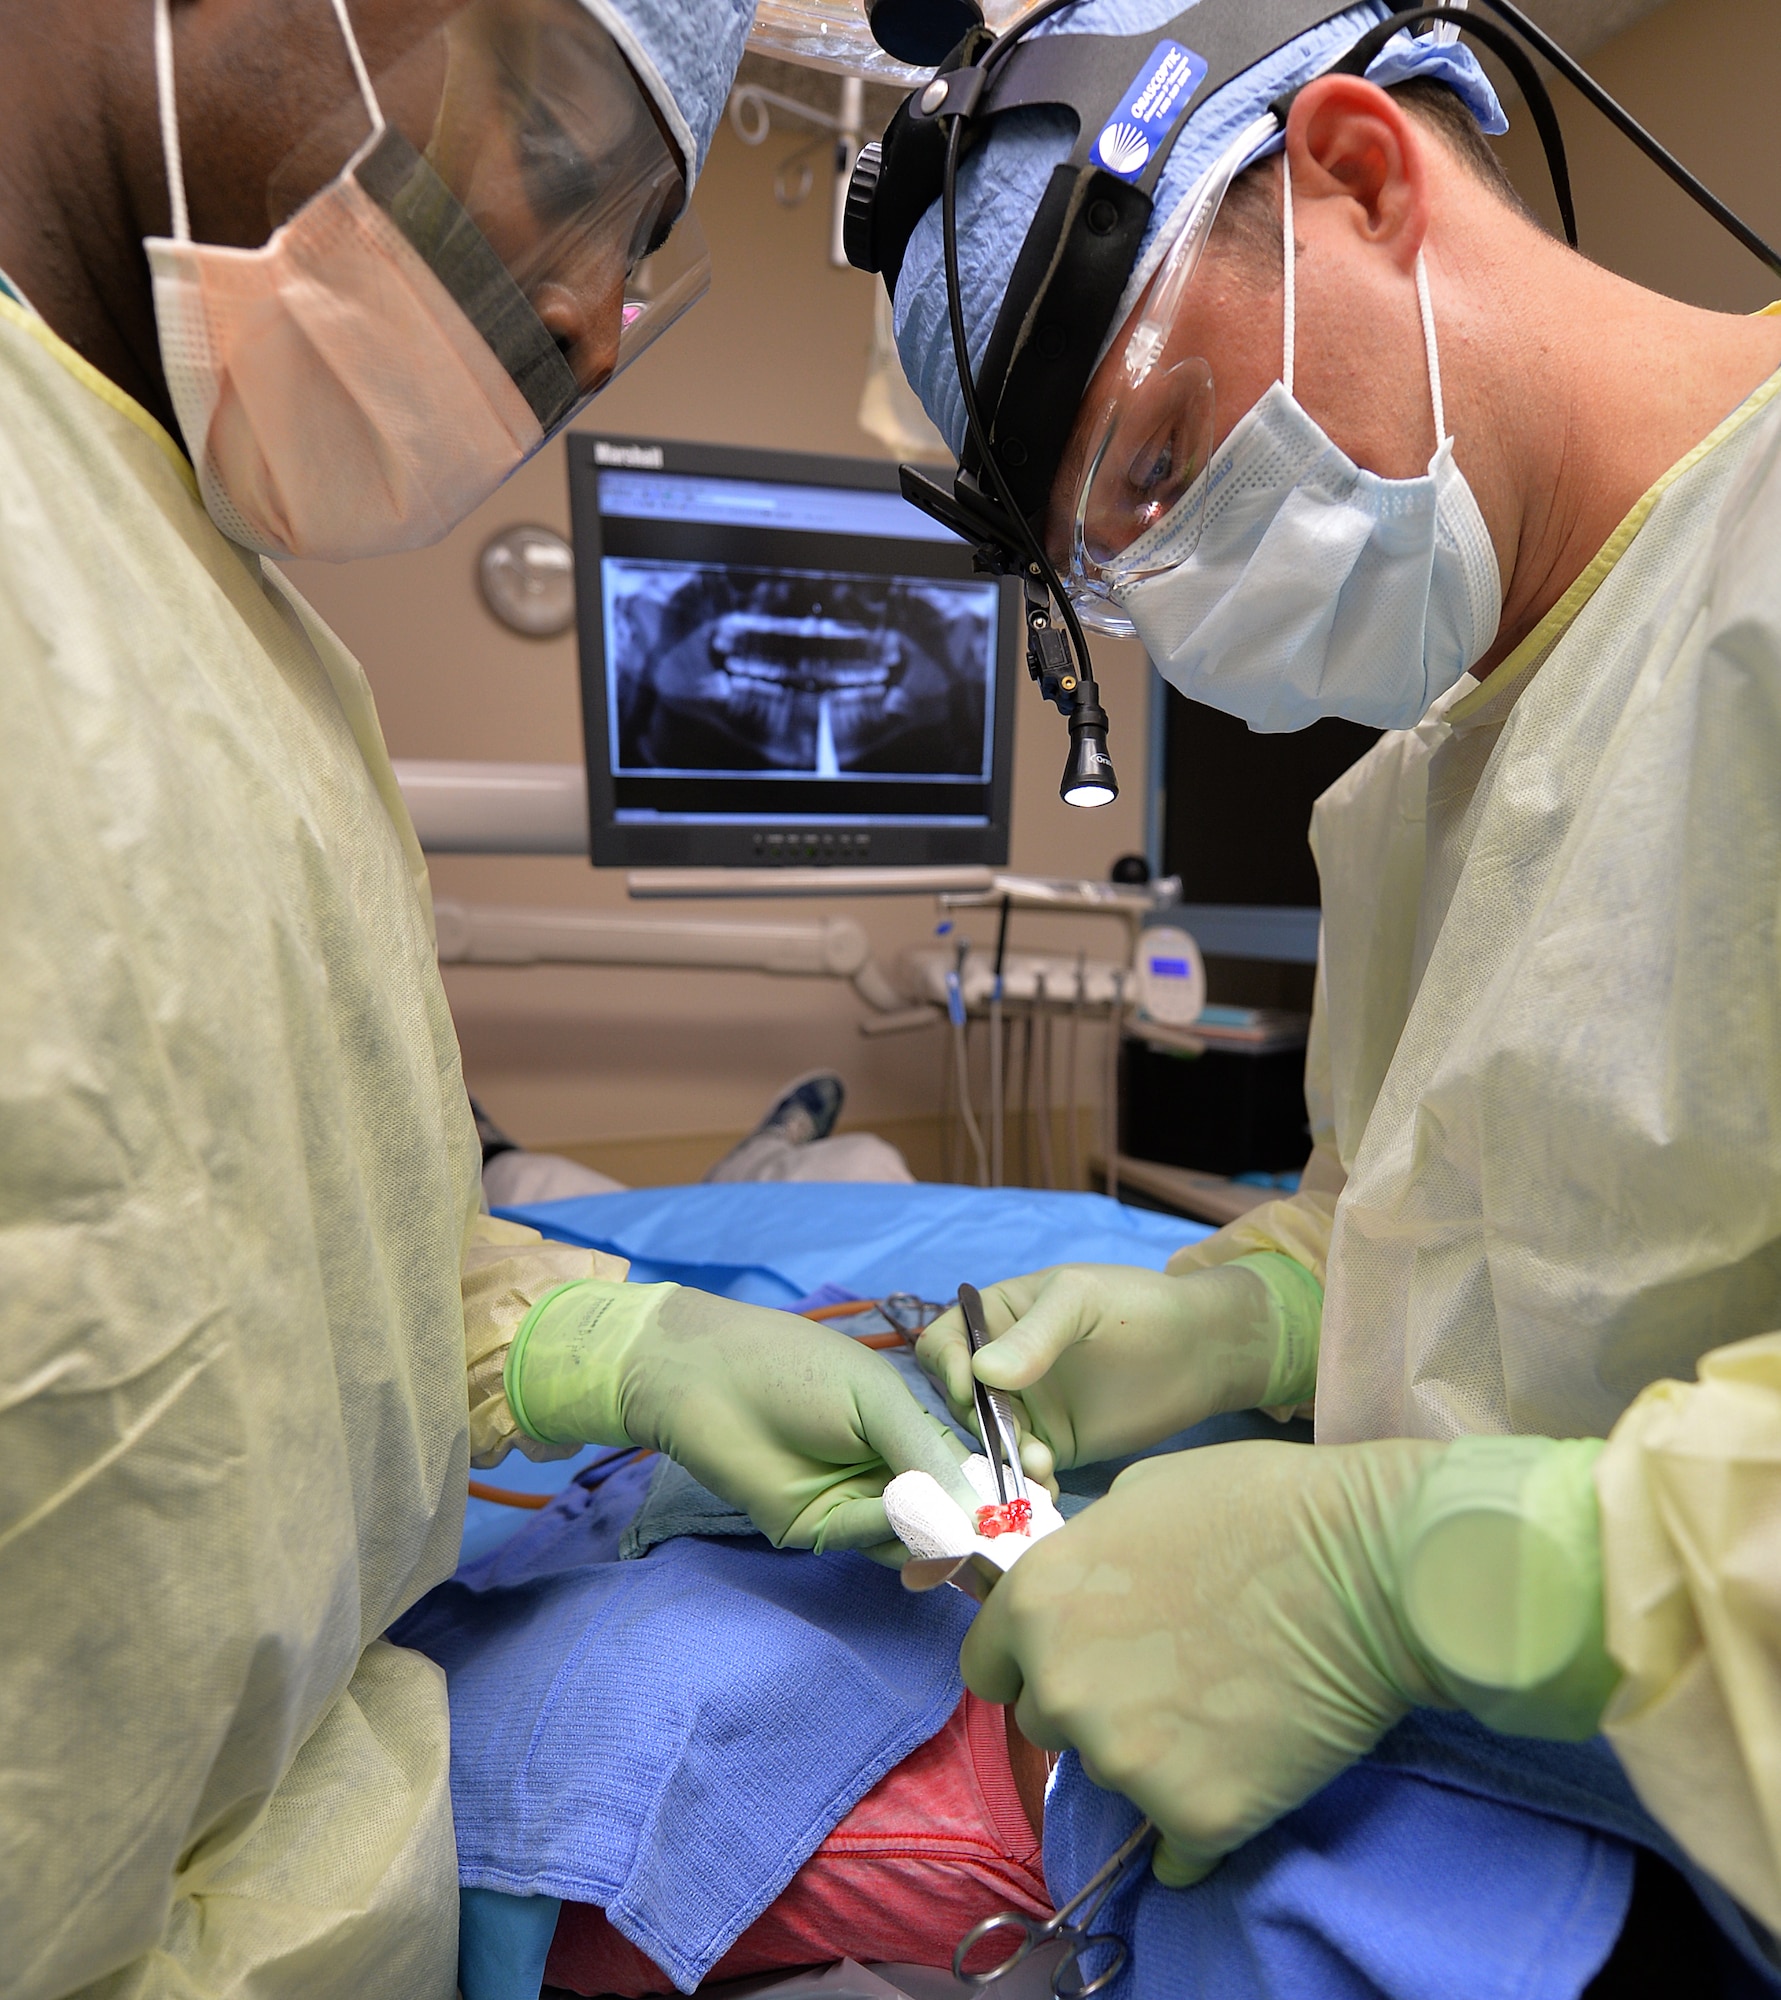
[936,0,1101,696]
[1319,5,1577,247]
[1472,0,1781,278]
[939,106,1100,709]
[981,0,1079,71]
[1336,2,1780,277]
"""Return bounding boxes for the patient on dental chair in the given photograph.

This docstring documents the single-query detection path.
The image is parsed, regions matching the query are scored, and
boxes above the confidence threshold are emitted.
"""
[410,1165,1730,2000]
[474,1070,913,1207]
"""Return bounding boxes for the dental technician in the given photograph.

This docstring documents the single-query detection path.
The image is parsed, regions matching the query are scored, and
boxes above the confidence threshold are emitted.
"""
[0,4,979,1994]
[892,0,1781,1948]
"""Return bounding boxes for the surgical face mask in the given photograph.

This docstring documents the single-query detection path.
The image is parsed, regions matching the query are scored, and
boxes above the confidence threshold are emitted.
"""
[143,0,702,562]
[1085,160,1502,734]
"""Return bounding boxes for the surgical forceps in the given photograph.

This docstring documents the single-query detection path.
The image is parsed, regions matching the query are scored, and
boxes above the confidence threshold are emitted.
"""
[958,1281,1026,1510]
[953,1815,1159,1998]
[900,1391,1154,2000]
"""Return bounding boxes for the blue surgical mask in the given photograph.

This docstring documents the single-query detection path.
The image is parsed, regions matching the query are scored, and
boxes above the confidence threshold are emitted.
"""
[1116,174,1501,734]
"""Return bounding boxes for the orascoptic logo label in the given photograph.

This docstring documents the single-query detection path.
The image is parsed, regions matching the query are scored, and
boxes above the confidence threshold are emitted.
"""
[1093,39,1209,184]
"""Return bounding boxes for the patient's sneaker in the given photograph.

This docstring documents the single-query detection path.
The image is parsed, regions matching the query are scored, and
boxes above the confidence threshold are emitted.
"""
[755,1071,846,1146]
[469,1095,519,1165]
[471,1095,629,1203]
[703,1072,845,1183]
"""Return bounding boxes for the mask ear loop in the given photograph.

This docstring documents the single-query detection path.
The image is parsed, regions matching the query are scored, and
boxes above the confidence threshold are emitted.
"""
[1282,138,1449,458]
[152,0,191,243]
[152,0,387,250]
[1415,249,1449,449]
[327,0,388,141]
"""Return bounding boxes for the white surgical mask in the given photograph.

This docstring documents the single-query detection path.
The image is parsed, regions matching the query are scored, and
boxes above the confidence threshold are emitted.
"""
[143,0,547,562]
[1116,167,1502,733]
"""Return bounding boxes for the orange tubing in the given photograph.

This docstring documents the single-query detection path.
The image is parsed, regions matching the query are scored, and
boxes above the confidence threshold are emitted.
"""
[467,1478,552,1510]
[802,1300,912,1349]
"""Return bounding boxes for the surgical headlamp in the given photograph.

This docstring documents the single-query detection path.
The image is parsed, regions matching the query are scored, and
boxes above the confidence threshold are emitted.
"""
[844,0,1781,803]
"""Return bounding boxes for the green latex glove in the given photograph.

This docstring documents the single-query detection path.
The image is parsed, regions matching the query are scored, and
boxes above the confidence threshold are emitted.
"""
[915,1255,1322,1484]
[961,1433,1618,1886]
[506,1279,977,1557]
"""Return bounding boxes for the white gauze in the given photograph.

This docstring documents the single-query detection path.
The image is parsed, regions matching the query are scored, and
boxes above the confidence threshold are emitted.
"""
[884,1454,1065,1573]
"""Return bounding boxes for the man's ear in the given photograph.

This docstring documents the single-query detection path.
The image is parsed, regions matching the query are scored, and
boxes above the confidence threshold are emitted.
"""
[1283,75,1430,272]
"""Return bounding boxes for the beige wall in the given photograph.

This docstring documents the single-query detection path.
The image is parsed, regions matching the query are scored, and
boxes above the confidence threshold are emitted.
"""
[1493,0,1781,311]
[287,112,1151,1172]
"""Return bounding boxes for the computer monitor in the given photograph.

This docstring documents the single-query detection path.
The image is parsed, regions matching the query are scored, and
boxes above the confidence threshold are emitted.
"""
[568,435,1018,868]
[1157,685,1379,1000]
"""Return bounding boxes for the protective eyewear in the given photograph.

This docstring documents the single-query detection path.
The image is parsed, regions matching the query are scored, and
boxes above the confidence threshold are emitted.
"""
[264,0,706,444]
[1061,113,1275,637]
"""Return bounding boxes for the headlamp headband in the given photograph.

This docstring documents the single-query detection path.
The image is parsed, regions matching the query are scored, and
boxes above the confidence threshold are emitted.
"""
[854,0,1368,522]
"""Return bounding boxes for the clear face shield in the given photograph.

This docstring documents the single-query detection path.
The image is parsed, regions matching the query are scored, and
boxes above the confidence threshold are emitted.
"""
[1055,115,1276,638]
[263,0,705,438]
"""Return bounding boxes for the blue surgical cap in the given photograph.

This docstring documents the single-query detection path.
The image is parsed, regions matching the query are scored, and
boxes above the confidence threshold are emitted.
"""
[894,0,1506,459]
[582,0,756,183]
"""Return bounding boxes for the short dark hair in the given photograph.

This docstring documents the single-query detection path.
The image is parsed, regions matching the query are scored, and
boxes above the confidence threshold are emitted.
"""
[1214,77,1534,258]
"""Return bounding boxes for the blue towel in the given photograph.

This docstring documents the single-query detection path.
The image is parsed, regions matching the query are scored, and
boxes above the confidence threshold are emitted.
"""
[397,1530,974,1993]
[1042,1713,1781,1999]
[425,1435,1779,2000]
[493,1181,1211,1307]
